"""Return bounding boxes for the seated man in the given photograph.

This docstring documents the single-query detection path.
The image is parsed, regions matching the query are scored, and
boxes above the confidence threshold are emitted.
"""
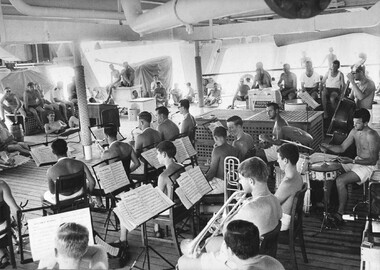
[156,106,179,141]
[0,120,30,156]
[38,223,108,269]
[68,116,80,128]
[51,81,75,122]
[300,60,320,101]
[206,126,239,194]
[134,111,162,155]
[226,115,254,161]
[120,62,135,87]
[0,180,20,268]
[178,220,284,270]
[277,63,297,101]
[320,108,380,223]
[44,139,96,204]
[205,83,221,106]
[44,111,67,135]
[231,79,250,109]
[178,99,196,144]
[154,82,168,107]
[0,87,26,120]
[253,62,272,89]
[275,143,303,231]
[184,82,196,103]
[170,83,182,106]
[23,82,45,129]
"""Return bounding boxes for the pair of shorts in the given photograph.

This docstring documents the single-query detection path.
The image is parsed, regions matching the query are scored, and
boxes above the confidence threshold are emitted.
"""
[264,145,278,162]
[341,158,375,184]
[280,213,291,231]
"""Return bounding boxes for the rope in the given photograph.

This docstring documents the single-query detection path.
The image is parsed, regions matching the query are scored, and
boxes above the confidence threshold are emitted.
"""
[75,65,91,146]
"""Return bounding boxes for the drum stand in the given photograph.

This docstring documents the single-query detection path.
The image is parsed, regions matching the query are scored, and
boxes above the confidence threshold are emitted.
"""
[320,174,339,232]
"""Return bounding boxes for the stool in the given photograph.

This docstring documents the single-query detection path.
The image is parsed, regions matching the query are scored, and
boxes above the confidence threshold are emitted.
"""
[352,169,380,214]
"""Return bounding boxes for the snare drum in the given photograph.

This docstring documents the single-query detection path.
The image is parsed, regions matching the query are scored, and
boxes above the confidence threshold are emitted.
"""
[310,170,338,181]
[284,99,307,111]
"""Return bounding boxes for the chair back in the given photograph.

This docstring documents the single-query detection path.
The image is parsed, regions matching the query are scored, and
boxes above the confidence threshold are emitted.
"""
[55,170,88,211]
[369,181,380,220]
[260,221,281,258]
[289,183,308,240]
[101,108,120,128]
[0,201,16,268]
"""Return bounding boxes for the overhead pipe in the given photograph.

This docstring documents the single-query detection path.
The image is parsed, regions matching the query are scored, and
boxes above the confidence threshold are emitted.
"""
[9,0,125,20]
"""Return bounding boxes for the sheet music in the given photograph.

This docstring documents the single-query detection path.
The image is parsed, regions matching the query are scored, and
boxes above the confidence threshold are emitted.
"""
[30,145,58,166]
[173,139,189,164]
[141,148,163,169]
[114,184,174,231]
[94,235,119,257]
[175,187,193,209]
[176,173,202,204]
[188,166,212,196]
[95,161,130,194]
[298,91,319,109]
[208,121,224,134]
[182,136,197,157]
[28,208,94,261]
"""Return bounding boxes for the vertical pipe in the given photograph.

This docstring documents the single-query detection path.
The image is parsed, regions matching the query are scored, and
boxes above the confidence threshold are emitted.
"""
[72,41,92,160]
[195,41,204,107]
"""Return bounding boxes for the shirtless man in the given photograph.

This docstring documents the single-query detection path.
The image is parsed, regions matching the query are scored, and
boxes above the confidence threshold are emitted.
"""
[156,106,179,141]
[0,87,26,120]
[275,143,303,231]
[252,62,272,89]
[0,119,30,156]
[44,111,67,135]
[231,79,250,109]
[320,108,380,223]
[178,99,196,144]
[44,139,96,204]
[134,111,161,155]
[170,83,182,106]
[205,83,221,106]
[0,180,20,267]
[154,82,168,107]
[206,126,239,194]
[321,47,337,69]
[51,81,74,122]
[300,60,320,101]
[156,141,185,196]
[23,82,45,129]
[255,102,288,162]
[347,65,376,125]
[109,64,120,85]
[120,62,135,87]
[277,64,297,100]
[150,75,160,97]
[226,115,254,161]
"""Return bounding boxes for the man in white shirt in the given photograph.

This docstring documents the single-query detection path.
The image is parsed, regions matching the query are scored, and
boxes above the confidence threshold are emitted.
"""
[300,60,320,101]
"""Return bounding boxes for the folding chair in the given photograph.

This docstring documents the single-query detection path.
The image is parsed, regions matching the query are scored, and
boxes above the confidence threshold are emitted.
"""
[260,221,281,258]
[45,127,80,145]
[89,126,125,150]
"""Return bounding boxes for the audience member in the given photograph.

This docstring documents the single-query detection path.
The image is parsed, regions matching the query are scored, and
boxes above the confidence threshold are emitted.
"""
[205,83,221,106]
[109,64,121,85]
[300,60,320,100]
[0,87,26,120]
[252,62,272,89]
[231,79,250,109]
[178,99,196,144]
[277,64,297,100]
[69,116,80,128]
[184,82,196,103]
[321,47,337,69]
[23,82,45,129]
[44,111,67,135]
[171,83,182,106]
[67,77,78,104]
[120,62,135,87]
[150,75,161,97]
[156,106,179,141]
[134,111,161,155]
[51,81,75,122]
[300,51,311,68]
[154,82,168,107]
[226,115,254,161]
[0,119,30,156]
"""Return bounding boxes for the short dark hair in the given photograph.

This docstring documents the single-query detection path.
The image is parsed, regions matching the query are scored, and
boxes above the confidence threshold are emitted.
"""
[227,115,243,127]
[51,139,68,156]
[266,102,280,111]
[353,108,370,123]
[238,157,268,183]
[277,143,299,165]
[213,126,227,138]
[139,111,152,123]
[224,220,259,260]
[356,65,365,74]
[186,82,191,86]
[56,223,89,260]
[27,82,34,88]
[156,141,176,158]
[333,60,340,68]
[104,123,117,138]
[155,106,169,117]
[179,99,190,110]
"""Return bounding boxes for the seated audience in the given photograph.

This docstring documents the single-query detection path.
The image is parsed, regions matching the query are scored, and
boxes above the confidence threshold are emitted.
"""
[231,79,250,109]
[44,111,67,135]
[38,223,108,269]
[178,99,196,144]
[178,220,284,270]
[170,83,182,106]
[154,82,168,107]
[300,60,320,101]
[150,75,161,97]
[134,111,161,155]
[69,116,80,128]
[184,82,196,103]
[205,83,221,106]
[23,82,45,129]
[206,126,239,194]
[44,139,95,204]
[0,120,30,156]
[275,144,303,231]
[0,87,26,120]
[253,62,272,89]
[51,81,75,122]
[156,106,179,141]
[226,115,254,161]
[278,64,297,100]
[0,180,20,268]
[120,62,135,87]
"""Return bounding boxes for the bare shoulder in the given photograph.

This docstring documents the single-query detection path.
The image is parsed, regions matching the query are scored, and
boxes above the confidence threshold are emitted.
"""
[368,128,380,141]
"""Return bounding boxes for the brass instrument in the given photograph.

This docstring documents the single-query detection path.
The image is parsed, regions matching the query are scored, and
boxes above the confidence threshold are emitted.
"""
[180,191,246,258]
[224,156,241,212]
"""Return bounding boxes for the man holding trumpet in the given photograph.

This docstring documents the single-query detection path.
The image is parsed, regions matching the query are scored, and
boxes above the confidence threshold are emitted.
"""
[178,157,282,269]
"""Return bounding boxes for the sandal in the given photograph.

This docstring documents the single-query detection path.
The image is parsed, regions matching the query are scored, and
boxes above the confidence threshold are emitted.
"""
[0,254,10,269]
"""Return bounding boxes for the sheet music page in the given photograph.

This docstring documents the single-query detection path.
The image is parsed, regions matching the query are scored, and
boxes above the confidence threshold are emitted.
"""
[298,91,319,109]
[113,207,136,232]
[30,145,57,166]
[141,148,163,169]
[188,166,212,196]
[110,161,130,186]
[175,187,193,209]
[95,161,129,194]
[28,208,94,261]
[136,185,174,215]
[94,235,119,256]
[13,155,30,166]
[176,173,202,204]
[173,139,189,163]
[181,136,197,157]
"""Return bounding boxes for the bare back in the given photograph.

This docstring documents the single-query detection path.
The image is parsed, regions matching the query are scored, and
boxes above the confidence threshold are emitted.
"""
[275,172,303,215]
[354,128,380,162]
[135,128,161,154]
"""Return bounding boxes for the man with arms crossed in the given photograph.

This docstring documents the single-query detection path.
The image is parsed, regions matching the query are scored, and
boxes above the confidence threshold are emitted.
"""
[134,111,162,155]
[275,143,303,231]
[156,106,179,141]
[226,115,254,161]
[320,108,380,223]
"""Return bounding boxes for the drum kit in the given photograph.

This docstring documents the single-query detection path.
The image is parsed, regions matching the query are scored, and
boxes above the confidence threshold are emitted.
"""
[280,126,343,231]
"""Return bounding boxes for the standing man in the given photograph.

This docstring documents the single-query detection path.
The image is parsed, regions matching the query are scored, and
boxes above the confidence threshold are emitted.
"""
[23,82,45,129]
[347,65,376,126]
[178,99,196,144]
[277,63,297,101]
[109,64,120,85]
[226,115,254,161]
[252,62,272,89]
[150,75,160,97]
[156,106,179,141]
[0,87,26,120]
[231,79,250,109]
[300,60,320,101]
[320,109,380,224]
[134,111,162,155]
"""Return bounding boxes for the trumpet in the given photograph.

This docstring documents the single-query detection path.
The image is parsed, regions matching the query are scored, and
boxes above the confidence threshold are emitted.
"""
[180,191,247,258]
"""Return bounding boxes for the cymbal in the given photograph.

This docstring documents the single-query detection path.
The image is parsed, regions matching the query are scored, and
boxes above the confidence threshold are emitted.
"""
[280,139,314,151]
[310,161,342,172]
[282,126,313,146]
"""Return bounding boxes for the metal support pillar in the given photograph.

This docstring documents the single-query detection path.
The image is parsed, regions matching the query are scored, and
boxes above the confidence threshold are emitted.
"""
[195,41,204,107]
